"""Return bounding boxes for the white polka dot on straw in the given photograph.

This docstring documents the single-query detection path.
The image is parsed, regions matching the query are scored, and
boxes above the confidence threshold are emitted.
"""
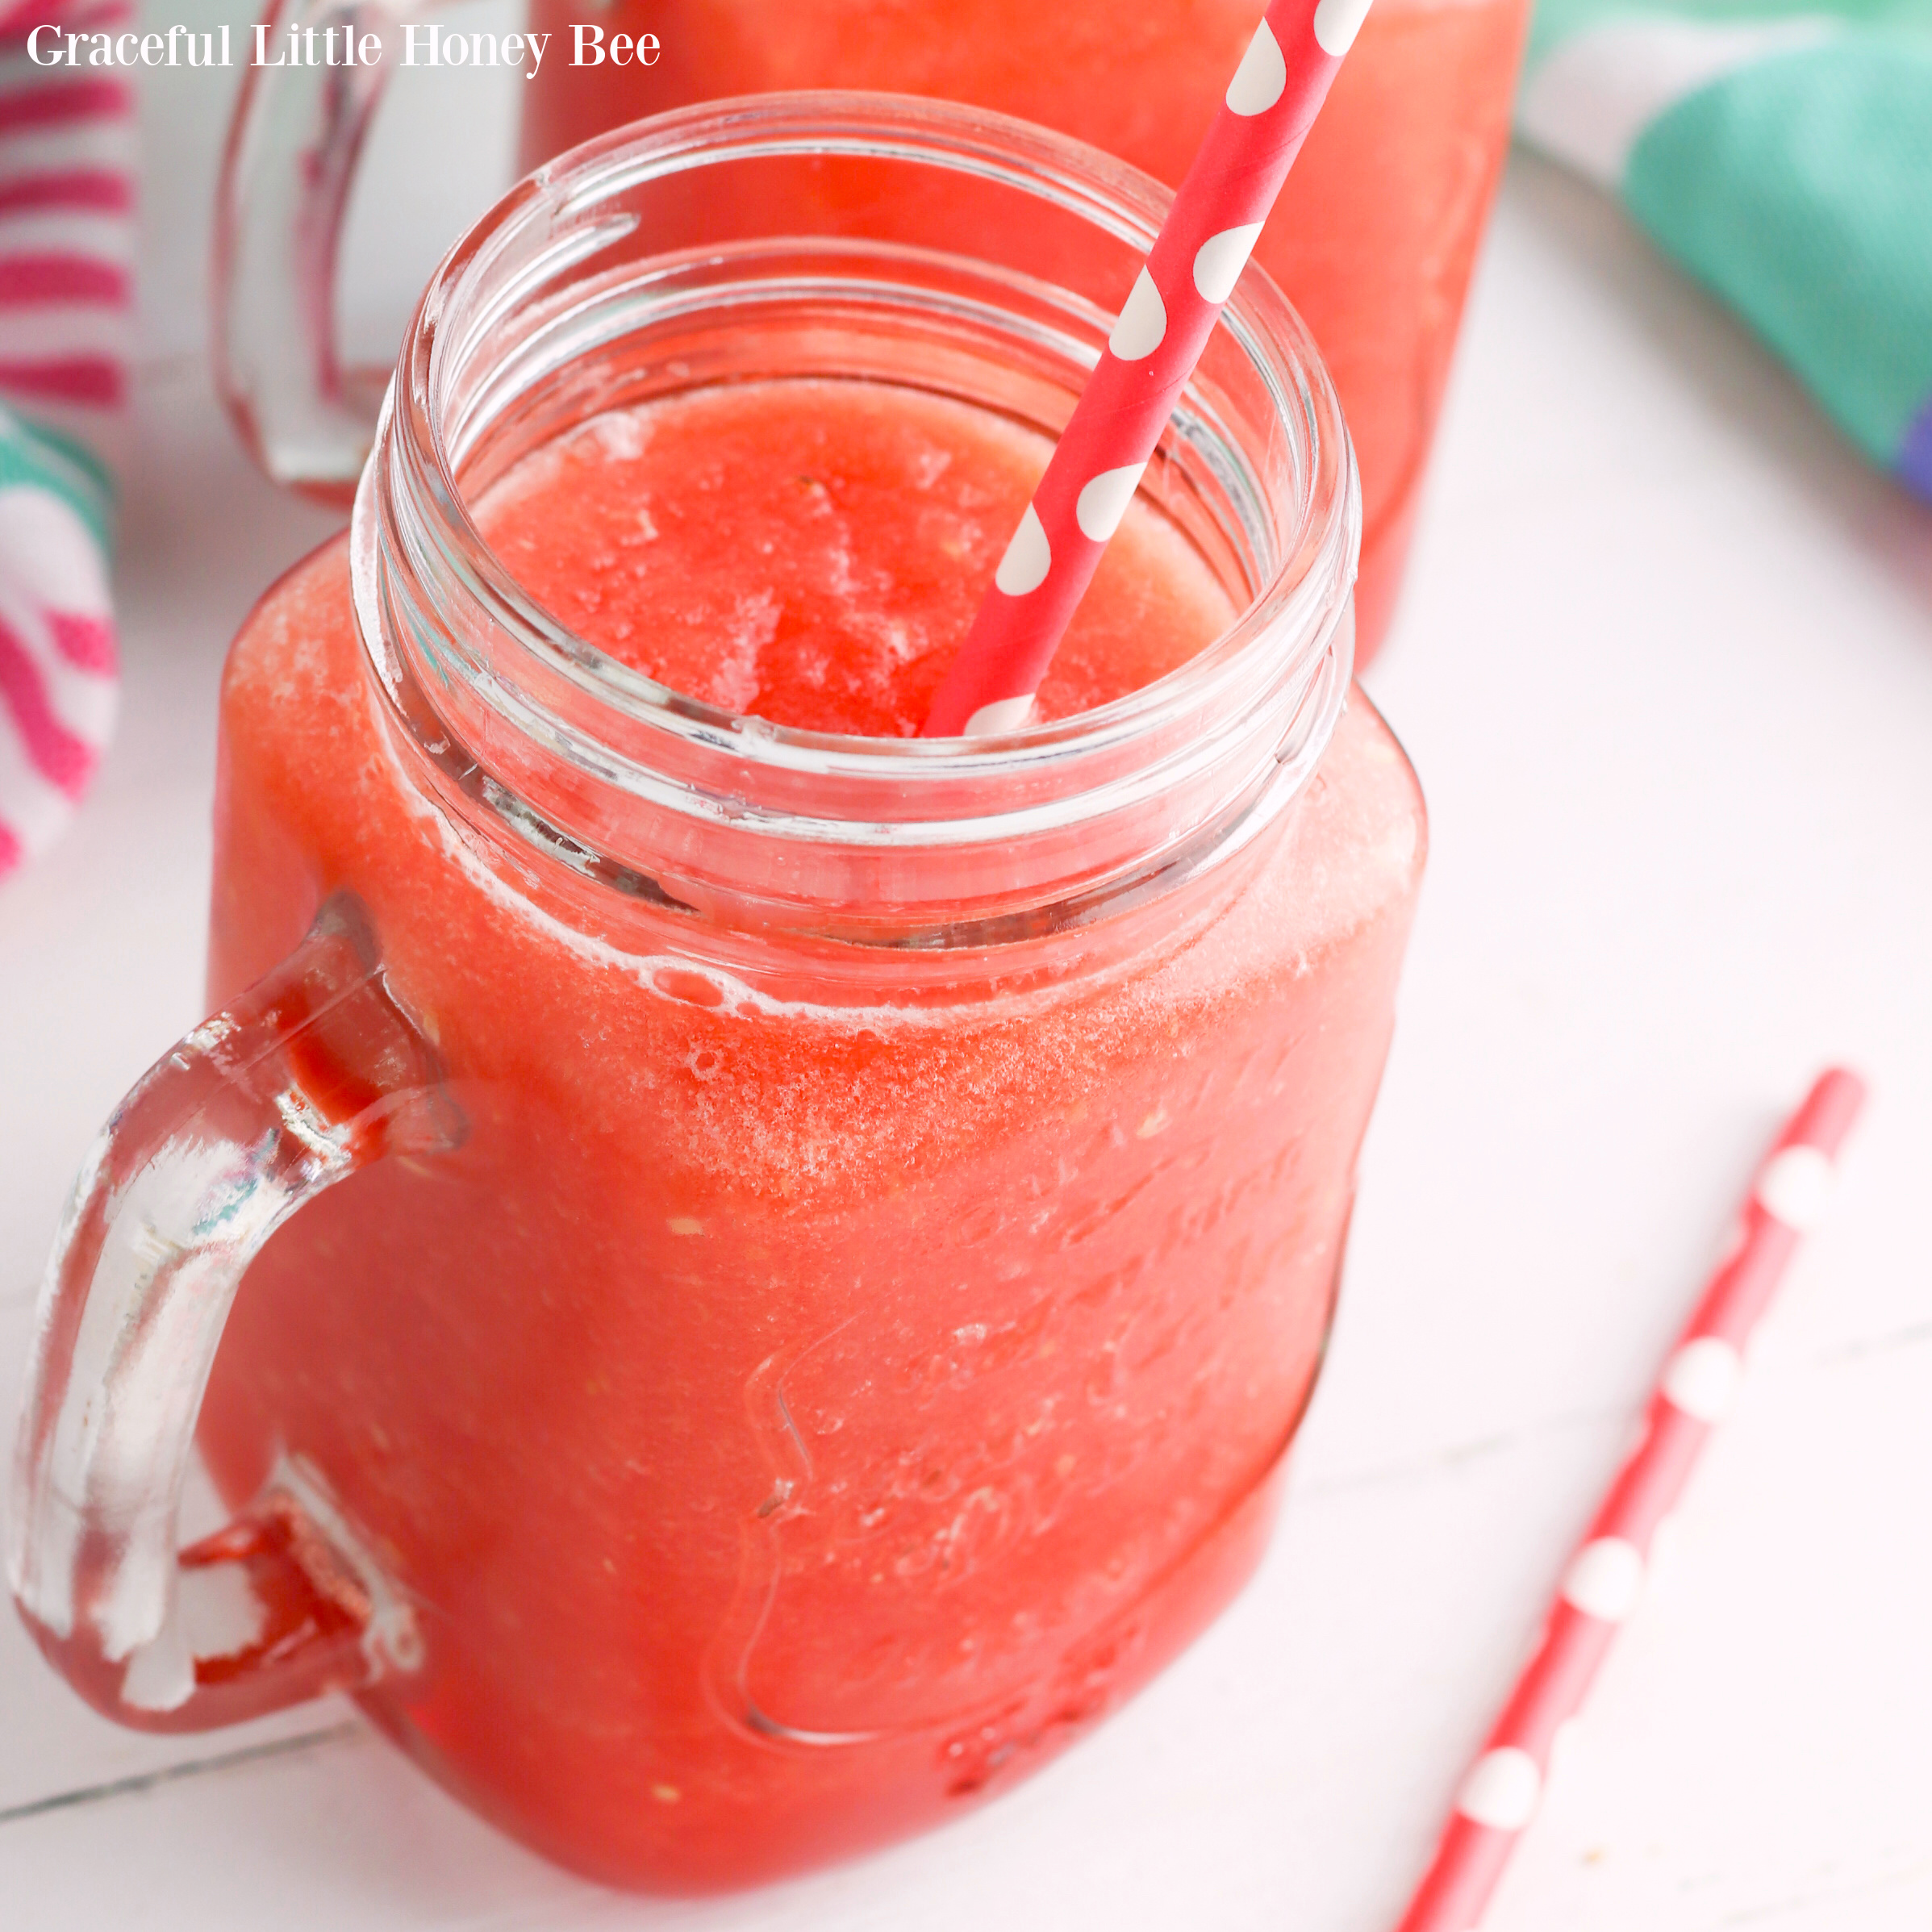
[1192,224,1266,303]
[962,696,1039,738]
[1312,0,1377,55]
[993,505,1052,595]
[1074,462,1149,541]
[1560,1537,1645,1622]
[1456,1749,1542,1831]
[1755,1142,1836,1230]
[1391,1070,1866,1932]
[1225,22,1287,114]
[1108,270,1168,361]
[1662,1336,1741,1422]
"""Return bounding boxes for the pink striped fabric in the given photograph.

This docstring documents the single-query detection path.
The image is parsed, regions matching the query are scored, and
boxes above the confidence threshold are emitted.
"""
[0,169,130,215]
[0,2,129,885]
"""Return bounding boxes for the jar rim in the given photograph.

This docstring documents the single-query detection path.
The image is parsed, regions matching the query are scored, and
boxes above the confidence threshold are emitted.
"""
[351,90,1359,941]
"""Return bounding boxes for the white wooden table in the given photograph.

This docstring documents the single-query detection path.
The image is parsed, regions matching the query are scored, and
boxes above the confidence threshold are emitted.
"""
[5,14,1931,1927]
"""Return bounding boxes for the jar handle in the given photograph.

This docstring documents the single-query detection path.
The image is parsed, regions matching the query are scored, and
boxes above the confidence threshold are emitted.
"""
[215,0,409,503]
[6,895,462,1730]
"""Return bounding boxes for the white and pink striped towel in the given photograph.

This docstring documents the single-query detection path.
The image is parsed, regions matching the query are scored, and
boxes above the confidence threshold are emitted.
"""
[0,2,131,885]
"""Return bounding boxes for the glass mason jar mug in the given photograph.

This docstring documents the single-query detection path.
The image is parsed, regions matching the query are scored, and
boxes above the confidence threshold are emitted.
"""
[18,100,1425,1888]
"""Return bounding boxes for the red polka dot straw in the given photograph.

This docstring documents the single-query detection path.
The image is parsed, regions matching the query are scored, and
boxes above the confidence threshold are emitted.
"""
[920,0,1375,738]
[1392,1068,1867,1932]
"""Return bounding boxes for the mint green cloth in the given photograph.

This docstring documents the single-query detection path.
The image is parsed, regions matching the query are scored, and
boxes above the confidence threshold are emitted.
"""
[1517,0,1932,498]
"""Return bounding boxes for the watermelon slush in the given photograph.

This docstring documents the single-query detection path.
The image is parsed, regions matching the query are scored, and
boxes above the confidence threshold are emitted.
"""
[197,377,1425,1886]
